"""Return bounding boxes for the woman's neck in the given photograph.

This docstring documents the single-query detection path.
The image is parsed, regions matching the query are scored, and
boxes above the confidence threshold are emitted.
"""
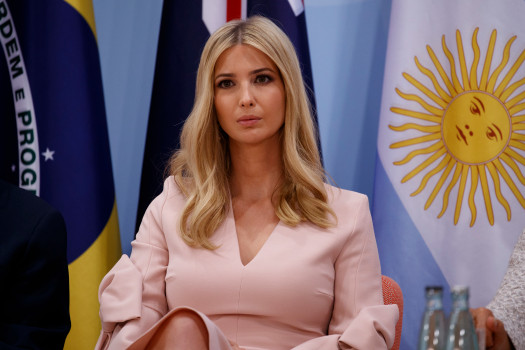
[228,141,283,202]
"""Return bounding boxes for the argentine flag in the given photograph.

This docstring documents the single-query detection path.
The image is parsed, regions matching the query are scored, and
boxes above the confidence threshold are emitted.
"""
[373,0,525,348]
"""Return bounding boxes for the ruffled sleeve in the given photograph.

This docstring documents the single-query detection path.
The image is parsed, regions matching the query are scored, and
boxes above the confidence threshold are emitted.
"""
[95,179,173,350]
[337,304,398,348]
[99,255,143,331]
[291,305,398,350]
[292,193,399,350]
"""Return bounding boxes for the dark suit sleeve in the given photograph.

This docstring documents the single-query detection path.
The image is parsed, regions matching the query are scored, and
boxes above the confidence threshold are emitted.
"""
[0,207,71,350]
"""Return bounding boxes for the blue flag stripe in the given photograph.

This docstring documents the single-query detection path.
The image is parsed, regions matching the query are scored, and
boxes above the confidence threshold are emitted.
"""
[373,157,451,349]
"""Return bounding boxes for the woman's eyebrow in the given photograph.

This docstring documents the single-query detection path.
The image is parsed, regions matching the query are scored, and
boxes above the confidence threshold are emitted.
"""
[215,67,275,81]
[214,72,234,81]
[250,67,274,75]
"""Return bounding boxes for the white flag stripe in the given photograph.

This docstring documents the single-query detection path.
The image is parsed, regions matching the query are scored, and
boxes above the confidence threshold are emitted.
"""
[241,0,247,19]
[202,0,249,34]
[288,0,304,16]
[202,0,226,34]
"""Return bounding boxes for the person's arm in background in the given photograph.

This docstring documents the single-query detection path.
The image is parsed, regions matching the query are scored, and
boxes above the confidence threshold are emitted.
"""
[471,307,513,350]
[472,228,525,350]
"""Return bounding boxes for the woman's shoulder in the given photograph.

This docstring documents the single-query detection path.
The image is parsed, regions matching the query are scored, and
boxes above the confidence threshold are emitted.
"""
[323,183,369,210]
[146,176,187,213]
[162,176,183,195]
[322,184,374,240]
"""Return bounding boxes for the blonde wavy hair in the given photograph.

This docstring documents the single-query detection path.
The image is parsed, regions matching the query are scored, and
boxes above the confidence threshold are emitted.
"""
[170,16,336,249]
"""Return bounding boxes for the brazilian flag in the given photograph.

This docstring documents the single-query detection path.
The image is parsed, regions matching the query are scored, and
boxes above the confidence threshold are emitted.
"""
[0,0,121,348]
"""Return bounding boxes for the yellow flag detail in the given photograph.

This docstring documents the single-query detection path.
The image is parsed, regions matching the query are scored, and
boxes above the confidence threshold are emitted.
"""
[64,202,121,350]
[64,0,97,39]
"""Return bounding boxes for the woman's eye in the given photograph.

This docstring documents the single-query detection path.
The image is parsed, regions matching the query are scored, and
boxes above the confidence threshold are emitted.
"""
[255,75,272,84]
[217,80,234,88]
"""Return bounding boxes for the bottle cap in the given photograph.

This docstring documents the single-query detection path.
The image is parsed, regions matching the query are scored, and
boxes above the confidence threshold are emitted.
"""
[451,285,469,293]
[425,286,443,292]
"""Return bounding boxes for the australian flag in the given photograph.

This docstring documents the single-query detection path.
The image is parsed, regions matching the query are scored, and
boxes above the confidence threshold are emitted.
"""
[136,0,316,229]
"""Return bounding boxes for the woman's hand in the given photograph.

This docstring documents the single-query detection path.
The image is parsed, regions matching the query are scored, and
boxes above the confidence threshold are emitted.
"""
[229,339,246,350]
[471,307,512,350]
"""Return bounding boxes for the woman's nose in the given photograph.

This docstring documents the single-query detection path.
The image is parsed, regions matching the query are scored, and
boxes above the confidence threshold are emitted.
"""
[239,84,255,107]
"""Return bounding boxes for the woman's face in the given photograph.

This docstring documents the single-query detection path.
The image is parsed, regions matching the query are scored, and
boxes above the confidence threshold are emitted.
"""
[214,44,285,149]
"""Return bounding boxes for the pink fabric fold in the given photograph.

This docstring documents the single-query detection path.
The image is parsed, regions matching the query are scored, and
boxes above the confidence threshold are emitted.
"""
[290,304,398,350]
[338,304,399,349]
[98,255,143,332]
[290,334,340,349]
[126,306,233,350]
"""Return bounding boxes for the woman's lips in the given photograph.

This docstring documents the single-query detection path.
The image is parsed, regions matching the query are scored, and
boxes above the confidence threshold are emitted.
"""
[237,115,261,126]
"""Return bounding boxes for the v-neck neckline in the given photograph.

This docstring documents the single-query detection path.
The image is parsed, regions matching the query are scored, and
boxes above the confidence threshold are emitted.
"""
[228,200,281,267]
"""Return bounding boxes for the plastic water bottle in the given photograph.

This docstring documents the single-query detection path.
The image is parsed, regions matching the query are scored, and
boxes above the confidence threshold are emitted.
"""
[418,286,446,350]
[445,286,479,350]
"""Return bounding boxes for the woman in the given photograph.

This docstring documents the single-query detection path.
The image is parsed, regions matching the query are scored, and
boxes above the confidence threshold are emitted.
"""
[96,16,398,350]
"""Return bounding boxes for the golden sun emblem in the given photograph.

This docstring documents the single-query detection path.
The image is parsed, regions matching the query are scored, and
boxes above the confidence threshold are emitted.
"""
[390,28,525,226]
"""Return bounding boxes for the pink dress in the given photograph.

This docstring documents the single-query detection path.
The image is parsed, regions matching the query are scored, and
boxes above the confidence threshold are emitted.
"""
[96,177,398,350]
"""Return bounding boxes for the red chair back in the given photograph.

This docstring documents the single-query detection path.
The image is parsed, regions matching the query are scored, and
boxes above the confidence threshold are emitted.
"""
[382,275,403,350]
